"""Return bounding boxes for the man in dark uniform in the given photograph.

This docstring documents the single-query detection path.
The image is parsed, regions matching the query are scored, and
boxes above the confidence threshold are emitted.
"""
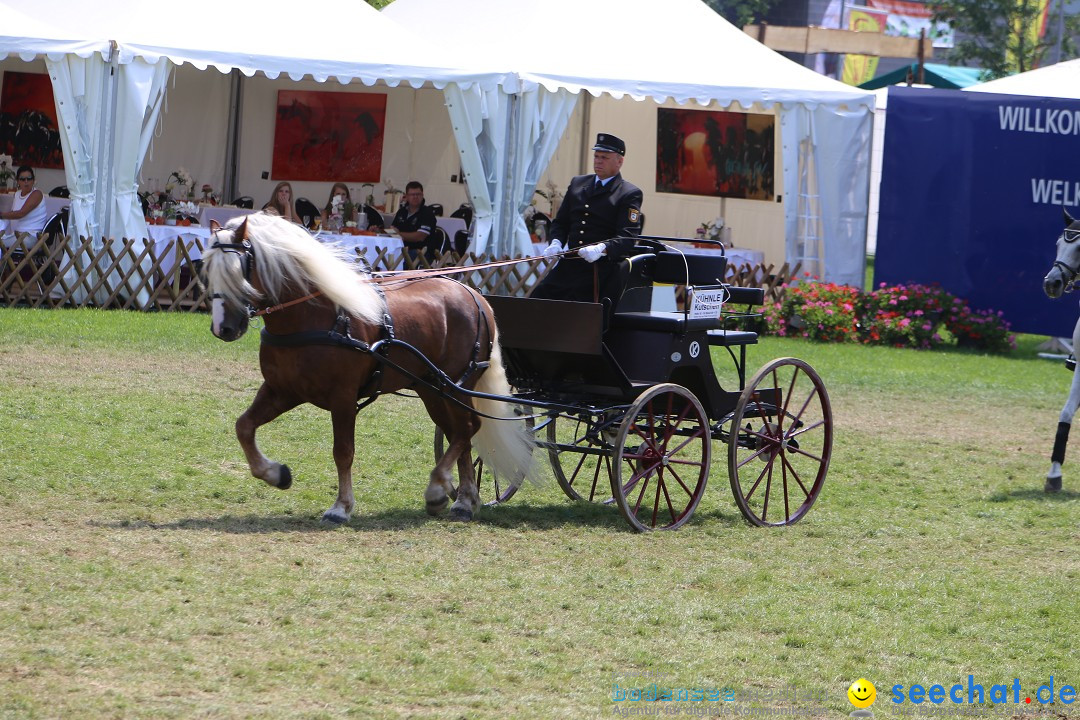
[530,133,644,308]
[391,180,438,263]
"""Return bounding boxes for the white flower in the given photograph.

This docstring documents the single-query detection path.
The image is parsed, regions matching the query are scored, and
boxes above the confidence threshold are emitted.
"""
[700,216,725,241]
[0,155,13,181]
[177,201,198,215]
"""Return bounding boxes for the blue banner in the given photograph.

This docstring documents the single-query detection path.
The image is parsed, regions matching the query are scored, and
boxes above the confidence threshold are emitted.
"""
[877,86,1080,337]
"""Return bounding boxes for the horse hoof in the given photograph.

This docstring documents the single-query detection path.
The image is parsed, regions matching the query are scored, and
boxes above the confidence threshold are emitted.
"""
[426,496,449,516]
[322,509,348,524]
[1045,476,1063,493]
[448,506,473,522]
[278,465,293,490]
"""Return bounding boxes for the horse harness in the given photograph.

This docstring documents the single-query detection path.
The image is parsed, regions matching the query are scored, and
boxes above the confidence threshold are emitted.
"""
[211,237,494,414]
[1051,226,1080,293]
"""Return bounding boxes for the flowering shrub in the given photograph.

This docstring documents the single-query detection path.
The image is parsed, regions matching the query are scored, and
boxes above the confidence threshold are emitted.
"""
[764,277,1015,352]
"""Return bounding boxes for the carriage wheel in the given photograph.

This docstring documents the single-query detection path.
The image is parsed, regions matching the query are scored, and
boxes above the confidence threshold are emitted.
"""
[546,410,618,503]
[432,415,534,506]
[728,357,832,527]
[610,384,711,532]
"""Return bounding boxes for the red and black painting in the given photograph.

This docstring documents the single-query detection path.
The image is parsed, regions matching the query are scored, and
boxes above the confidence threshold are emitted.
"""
[656,108,774,200]
[272,90,386,182]
[0,71,63,169]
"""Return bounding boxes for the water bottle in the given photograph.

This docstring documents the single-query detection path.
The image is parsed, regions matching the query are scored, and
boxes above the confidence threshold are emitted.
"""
[357,212,368,231]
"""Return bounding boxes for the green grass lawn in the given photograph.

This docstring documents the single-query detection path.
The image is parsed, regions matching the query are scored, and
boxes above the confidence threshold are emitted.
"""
[0,308,1076,720]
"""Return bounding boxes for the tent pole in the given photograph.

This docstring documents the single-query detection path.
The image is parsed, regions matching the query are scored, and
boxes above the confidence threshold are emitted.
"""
[223,69,244,204]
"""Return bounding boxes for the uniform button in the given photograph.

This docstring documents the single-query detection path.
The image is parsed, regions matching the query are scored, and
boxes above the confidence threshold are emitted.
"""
[584,204,589,208]
[581,220,585,224]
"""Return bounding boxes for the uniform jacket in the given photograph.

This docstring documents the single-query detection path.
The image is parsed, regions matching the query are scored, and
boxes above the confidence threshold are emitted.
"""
[391,202,437,248]
[549,173,643,255]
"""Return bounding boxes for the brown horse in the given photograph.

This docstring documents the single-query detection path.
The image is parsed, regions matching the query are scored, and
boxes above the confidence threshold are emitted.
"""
[202,213,533,522]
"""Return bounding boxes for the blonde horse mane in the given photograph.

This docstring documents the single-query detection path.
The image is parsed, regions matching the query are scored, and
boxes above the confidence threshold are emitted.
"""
[204,213,384,325]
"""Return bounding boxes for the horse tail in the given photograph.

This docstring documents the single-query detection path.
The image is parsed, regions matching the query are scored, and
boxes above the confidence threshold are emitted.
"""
[472,326,535,485]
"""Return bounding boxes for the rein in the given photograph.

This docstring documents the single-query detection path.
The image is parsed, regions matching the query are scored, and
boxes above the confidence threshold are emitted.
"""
[1050,227,1080,293]
[251,254,552,316]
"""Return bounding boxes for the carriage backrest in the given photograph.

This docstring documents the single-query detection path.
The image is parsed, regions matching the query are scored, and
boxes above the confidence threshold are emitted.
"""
[653,251,727,287]
[618,250,729,313]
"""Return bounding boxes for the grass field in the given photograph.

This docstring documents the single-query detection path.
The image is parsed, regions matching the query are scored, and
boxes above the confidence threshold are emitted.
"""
[0,307,1076,720]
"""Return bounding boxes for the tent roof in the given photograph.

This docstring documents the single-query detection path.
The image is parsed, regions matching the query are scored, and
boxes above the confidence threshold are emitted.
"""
[965,59,1080,98]
[859,63,983,90]
[0,0,511,90]
[383,0,873,110]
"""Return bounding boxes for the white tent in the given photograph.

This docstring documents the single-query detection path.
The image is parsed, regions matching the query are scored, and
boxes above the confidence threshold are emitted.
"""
[385,0,875,286]
[0,0,512,303]
[965,59,1080,98]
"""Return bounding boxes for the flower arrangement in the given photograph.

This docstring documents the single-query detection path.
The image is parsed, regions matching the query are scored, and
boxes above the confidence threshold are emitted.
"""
[698,216,725,241]
[763,277,1015,352]
[0,154,14,188]
[200,183,217,205]
[534,180,563,217]
[362,183,375,207]
[176,200,198,217]
[166,167,195,198]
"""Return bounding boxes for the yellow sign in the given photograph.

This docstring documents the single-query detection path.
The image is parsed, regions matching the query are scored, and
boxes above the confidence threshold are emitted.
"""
[842,8,887,86]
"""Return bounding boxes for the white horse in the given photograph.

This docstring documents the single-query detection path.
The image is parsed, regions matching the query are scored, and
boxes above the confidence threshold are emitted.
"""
[1040,208,1080,493]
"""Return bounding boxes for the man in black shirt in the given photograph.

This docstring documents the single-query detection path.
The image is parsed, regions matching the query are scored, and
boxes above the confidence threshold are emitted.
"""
[530,133,644,306]
[392,181,438,263]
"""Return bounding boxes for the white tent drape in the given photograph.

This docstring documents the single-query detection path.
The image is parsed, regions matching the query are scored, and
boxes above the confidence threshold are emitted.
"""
[46,52,108,303]
[781,105,872,288]
[445,84,576,257]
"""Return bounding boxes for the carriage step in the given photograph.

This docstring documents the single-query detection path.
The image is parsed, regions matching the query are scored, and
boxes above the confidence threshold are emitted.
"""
[1068,355,1076,372]
[706,329,759,347]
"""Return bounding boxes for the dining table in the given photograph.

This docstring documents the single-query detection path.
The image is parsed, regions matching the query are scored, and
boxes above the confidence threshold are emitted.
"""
[196,204,256,227]
[315,231,404,271]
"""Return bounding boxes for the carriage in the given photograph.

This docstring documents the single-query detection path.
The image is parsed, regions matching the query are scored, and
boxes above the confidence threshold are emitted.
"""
[439,235,834,532]
[205,215,832,531]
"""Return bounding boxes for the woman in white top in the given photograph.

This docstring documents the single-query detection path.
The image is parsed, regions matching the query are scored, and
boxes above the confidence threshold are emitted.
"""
[0,166,48,238]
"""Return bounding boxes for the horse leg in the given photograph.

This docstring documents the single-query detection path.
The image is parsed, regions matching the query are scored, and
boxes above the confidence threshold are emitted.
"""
[236,383,302,490]
[450,444,481,522]
[1047,317,1080,492]
[427,433,470,518]
[323,408,357,525]
[446,406,482,522]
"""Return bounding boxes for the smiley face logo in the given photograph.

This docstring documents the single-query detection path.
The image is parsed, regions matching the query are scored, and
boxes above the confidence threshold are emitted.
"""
[848,678,876,709]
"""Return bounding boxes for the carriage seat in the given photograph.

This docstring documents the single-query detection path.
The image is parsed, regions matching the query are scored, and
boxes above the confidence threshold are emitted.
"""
[611,250,763,345]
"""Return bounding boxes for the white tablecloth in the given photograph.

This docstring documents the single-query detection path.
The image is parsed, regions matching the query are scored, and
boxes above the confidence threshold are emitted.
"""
[146,225,210,276]
[197,205,255,228]
[316,232,404,270]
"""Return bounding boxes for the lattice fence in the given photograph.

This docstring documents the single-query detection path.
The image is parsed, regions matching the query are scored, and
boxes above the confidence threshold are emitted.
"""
[1,233,798,311]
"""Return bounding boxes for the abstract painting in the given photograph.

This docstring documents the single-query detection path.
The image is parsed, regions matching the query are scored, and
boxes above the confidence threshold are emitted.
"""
[272,90,386,182]
[0,71,63,169]
[656,108,775,201]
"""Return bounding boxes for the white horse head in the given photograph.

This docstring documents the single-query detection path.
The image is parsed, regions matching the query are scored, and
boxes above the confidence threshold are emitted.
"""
[1043,208,1080,299]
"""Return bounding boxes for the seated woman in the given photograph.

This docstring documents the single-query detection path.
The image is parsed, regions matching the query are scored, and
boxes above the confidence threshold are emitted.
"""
[262,181,301,224]
[320,183,384,232]
[0,166,48,242]
[319,183,356,231]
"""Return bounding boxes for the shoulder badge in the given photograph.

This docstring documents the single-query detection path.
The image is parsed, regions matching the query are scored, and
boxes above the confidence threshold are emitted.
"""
[629,208,640,224]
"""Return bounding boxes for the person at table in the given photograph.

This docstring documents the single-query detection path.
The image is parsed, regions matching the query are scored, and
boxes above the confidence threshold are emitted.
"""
[262,181,301,224]
[320,182,356,230]
[530,133,644,309]
[391,181,437,263]
[0,165,48,242]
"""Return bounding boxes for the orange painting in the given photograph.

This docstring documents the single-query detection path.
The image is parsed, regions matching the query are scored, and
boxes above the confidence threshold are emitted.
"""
[271,90,386,182]
[0,71,63,169]
[656,108,774,200]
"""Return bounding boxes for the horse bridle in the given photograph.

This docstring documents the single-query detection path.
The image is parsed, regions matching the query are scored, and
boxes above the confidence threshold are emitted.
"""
[210,236,257,316]
[1051,227,1080,293]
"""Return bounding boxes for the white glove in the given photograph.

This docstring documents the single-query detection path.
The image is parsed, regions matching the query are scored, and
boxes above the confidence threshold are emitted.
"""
[578,243,607,263]
[542,239,565,258]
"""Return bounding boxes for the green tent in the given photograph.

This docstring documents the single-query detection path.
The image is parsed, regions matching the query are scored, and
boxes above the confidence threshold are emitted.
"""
[858,63,984,90]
